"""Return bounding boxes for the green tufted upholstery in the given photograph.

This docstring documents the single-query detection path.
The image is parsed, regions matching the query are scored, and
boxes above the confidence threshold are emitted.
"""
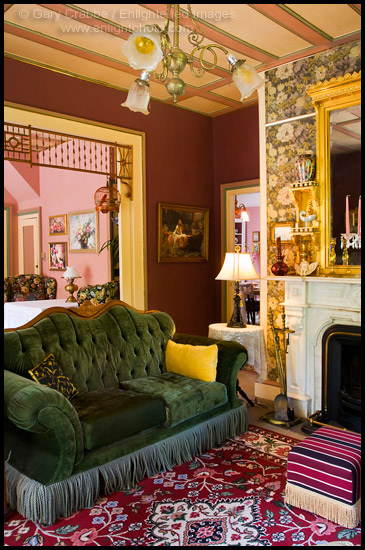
[4,300,248,524]
[4,274,57,302]
[76,281,119,305]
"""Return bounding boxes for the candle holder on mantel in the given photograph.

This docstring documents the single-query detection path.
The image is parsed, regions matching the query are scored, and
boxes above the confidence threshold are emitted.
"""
[271,237,289,276]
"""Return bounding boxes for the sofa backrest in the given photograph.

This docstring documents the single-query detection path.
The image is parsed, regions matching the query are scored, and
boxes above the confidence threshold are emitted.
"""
[4,274,57,302]
[4,301,175,394]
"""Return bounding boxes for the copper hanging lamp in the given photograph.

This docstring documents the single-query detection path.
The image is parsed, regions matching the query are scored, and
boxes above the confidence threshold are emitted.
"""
[94,178,121,214]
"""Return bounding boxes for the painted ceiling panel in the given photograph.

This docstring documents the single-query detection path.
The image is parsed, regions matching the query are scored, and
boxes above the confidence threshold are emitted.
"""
[4,3,361,116]
[285,4,361,39]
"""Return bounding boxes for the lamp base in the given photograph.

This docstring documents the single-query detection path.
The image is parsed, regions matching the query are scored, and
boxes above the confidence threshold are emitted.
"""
[64,279,78,303]
[227,281,246,329]
[227,320,246,329]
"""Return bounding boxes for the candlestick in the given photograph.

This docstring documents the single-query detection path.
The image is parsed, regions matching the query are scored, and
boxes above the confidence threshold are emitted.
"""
[358,196,361,236]
[276,236,282,256]
[345,195,350,237]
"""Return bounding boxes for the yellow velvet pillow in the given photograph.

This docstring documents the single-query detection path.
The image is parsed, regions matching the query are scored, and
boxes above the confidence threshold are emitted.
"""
[165,340,218,383]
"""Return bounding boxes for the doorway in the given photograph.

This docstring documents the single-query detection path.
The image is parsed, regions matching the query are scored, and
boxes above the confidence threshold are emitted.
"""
[17,209,41,274]
[4,105,147,310]
[220,179,260,324]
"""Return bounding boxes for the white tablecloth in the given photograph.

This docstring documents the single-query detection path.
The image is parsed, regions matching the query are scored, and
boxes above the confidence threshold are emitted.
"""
[208,323,267,382]
[4,299,77,329]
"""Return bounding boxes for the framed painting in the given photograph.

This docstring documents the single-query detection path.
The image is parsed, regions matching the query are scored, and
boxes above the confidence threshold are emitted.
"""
[270,222,294,244]
[49,214,67,236]
[68,210,98,252]
[49,242,67,271]
[157,203,209,262]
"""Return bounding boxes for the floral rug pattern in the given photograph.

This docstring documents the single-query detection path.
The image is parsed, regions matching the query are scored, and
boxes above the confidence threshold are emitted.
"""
[4,425,361,546]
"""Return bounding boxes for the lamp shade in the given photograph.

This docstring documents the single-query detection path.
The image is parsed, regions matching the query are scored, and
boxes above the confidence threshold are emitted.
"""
[63,266,80,279]
[216,252,259,282]
[121,78,150,115]
[228,55,264,100]
[122,27,163,71]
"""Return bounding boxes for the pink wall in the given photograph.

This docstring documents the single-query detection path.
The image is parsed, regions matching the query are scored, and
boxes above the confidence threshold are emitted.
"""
[4,57,260,334]
[4,159,110,299]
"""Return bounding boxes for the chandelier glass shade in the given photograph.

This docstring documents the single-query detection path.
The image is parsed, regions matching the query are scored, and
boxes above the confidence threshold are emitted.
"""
[121,5,264,115]
[121,71,150,115]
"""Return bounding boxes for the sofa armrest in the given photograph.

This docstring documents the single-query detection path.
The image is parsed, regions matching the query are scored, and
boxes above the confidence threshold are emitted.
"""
[4,370,84,483]
[172,333,248,408]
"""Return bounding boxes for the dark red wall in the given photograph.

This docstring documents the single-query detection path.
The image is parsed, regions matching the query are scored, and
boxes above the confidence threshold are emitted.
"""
[4,57,259,335]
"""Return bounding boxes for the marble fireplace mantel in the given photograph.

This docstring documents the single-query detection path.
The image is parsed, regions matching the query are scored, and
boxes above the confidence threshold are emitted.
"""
[265,276,361,418]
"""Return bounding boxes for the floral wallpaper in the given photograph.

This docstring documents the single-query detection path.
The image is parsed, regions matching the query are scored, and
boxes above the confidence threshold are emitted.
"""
[265,40,361,381]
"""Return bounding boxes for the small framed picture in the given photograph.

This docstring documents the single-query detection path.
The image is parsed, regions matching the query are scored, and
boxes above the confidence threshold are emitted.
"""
[49,242,67,271]
[157,203,209,262]
[253,243,260,255]
[69,210,98,252]
[252,231,260,242]
[49,214,67,236]
[270,222,294,243]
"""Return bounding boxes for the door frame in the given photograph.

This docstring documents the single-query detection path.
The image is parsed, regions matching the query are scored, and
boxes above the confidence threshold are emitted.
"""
[5,104,147,310]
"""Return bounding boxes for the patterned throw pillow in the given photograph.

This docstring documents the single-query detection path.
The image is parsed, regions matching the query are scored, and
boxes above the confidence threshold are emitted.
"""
[28,354,79,400]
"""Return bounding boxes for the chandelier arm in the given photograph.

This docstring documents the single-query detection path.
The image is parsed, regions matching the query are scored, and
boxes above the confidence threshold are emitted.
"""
[188,44,229,77]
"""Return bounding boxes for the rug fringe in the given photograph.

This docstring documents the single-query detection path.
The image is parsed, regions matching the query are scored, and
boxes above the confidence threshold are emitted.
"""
[6,406,247,525]
[285,482,361,529]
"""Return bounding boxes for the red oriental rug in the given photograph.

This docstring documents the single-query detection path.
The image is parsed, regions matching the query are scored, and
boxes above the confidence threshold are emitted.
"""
[4,425,361,546]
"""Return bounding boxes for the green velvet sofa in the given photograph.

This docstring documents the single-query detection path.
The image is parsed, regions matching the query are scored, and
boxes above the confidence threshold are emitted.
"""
[4,300,248,524]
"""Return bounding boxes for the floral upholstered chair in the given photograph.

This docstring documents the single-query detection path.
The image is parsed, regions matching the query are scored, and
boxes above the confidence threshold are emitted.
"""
[4,274,57,303]
[76,281,119,306]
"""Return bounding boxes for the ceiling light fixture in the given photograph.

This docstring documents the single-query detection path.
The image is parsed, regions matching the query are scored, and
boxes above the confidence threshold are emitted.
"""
[121,4,264,115]
[235,198,250,221]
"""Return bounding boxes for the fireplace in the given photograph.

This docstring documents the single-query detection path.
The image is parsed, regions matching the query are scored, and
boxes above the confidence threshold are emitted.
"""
[322,325,361,432]
[273,276,361,422]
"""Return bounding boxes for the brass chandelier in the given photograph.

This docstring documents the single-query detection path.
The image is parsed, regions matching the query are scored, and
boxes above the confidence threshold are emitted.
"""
[122,4,264,115]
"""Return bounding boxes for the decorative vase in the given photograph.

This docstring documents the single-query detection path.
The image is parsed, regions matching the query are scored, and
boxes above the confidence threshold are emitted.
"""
[80,240,88,249]
[295,152,315,182]
[271,254,289,276]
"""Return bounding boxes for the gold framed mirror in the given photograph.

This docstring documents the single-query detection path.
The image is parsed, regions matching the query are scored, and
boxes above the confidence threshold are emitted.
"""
[307,71,361,277]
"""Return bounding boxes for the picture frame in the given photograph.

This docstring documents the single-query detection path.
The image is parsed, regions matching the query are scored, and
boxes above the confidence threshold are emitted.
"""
[252,242,260,255]
[48,242,67,271]
[157,202,209,262]
[68,210,98,252]
[48,214,67,236]
[252,231,260,242]
[270,222,294,244]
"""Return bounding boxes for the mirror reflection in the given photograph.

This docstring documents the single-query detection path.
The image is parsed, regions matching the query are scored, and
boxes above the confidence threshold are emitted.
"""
[330,105,361,265]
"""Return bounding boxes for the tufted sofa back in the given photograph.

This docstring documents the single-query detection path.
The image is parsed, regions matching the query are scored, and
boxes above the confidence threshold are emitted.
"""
[4,274,57,302]
[4,304,176,394]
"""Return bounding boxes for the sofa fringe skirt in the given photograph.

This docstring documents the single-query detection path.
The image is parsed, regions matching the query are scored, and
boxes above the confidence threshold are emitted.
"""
[6,405,247,525]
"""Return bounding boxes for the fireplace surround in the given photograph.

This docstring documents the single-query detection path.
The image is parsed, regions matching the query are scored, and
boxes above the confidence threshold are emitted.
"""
[274,276,361,420]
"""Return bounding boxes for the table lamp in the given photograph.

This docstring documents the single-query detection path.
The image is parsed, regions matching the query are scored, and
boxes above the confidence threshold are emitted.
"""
[216,245,259,328]
[62,266,81,303]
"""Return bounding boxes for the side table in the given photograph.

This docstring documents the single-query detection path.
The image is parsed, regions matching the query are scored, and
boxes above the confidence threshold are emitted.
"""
[208,323,267,405]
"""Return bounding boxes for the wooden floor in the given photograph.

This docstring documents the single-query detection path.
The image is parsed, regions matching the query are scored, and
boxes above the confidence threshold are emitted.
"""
[238,368,307,440]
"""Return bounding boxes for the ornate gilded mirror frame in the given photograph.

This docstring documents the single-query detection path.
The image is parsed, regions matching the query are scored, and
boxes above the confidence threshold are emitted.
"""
[307,71,361,277]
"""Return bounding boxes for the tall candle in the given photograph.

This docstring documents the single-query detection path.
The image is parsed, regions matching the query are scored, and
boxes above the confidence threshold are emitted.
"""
[358,196,361,236]
[345,195,350,237]
[276,236,282,256]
